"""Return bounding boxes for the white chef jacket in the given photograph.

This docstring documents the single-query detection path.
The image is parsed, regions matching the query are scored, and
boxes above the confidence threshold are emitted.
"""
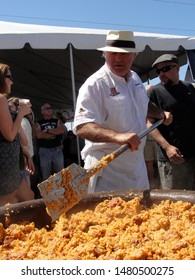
[73,63,149,192]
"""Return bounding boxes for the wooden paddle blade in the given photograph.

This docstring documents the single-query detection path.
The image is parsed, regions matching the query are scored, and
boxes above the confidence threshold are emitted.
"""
[37,163,89,221]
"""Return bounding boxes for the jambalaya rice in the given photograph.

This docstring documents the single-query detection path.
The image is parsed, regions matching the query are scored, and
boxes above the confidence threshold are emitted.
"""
[0,197,195,260]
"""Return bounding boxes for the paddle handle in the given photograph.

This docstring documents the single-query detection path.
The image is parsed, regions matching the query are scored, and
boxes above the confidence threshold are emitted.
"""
[85,119,164,178]
[108,118,163,157]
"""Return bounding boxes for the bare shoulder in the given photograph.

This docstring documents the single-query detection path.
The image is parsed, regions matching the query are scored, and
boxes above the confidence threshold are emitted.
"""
[0,94,9,115]
[0,94,7,104]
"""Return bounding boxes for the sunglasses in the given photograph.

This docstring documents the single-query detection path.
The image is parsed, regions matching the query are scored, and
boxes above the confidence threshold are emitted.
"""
[156,65,177,75]
[5,74,13,81]
[44,107,52,110]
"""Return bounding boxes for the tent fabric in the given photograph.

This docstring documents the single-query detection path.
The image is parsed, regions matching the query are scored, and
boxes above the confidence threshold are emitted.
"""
[1,21,195,50]
[0,20,195,117]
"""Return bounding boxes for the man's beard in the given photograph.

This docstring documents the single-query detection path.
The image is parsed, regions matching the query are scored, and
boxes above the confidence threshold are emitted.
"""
[162,79,174,86]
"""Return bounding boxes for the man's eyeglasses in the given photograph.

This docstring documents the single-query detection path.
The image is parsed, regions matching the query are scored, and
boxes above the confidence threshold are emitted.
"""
[156,65,177,75]
[44,107,52,110]
[5,75,13,81]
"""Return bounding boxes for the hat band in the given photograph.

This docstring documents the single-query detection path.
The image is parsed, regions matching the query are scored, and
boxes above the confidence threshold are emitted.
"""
[106,39,136,49]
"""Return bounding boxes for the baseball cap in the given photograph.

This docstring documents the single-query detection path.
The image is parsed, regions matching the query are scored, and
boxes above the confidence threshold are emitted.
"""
[152,54,178,68]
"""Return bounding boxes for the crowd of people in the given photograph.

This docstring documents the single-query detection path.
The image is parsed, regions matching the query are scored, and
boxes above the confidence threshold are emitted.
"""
[0,64,34,206]
[0,29,195,207]
[0,82,80,204]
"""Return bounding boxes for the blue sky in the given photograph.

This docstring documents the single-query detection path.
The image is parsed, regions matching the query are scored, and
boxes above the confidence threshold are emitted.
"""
[0,0,194,36]
[0,0,195,82]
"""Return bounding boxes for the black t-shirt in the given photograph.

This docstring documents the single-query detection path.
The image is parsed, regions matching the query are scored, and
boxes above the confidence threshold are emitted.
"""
[147,81,195,160]
[36,118,62,148]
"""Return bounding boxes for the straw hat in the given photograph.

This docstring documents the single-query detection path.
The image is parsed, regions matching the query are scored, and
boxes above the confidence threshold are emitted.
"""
[97,30,140,53]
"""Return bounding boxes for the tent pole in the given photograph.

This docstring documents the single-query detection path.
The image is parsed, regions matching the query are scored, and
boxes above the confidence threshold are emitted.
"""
[185,50,195,82]
[69,44,81,166]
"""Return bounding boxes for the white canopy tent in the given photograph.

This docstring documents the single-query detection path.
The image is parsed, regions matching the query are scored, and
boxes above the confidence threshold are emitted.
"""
[0,20,195,118]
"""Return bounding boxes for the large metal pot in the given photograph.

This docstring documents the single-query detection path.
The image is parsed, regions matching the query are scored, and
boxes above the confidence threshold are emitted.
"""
[0,189,195,229]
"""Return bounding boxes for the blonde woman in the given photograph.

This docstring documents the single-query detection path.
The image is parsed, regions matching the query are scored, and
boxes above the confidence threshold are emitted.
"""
[0,64,34,206]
